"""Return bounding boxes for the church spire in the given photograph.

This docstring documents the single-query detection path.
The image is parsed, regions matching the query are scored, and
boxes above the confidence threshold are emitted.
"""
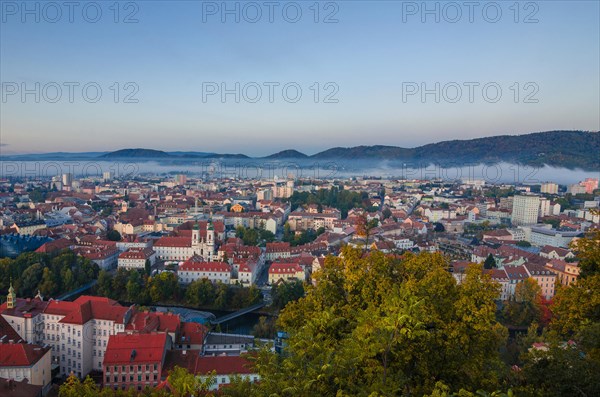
[7,279,16,309]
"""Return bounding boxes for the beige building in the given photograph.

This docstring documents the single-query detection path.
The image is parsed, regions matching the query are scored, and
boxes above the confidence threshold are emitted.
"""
[268,262,306,284]
[0,343,52,390]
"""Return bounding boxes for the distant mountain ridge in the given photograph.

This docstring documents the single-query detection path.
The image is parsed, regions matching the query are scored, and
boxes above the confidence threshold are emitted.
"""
[263,150,309,159]
[4,131,599,170]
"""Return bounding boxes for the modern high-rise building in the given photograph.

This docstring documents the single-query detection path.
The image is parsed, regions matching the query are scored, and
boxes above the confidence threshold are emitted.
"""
[61,173,73,187]
[175,174,187,186]
[539,197,551,217]
[540,182,559,195]
[511,195,540,226]
[102,171,113,181]
[580,178,598,194]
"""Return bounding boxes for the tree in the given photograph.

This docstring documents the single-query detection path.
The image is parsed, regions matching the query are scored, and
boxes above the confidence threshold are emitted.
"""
[185,278,216,307]
[106,230,122,242]
[252,316,277,338]
[18,263,43,296]
[484,254,496,269]
[126,271,142,303]
[145,259,152,276]
[551,274,600,337]
[148,272,179,303]
[254,248,507,396]
[355,213,378,249]
[434,222,445,233]
[382,207,392,220]
[502,278,542,327]
[521,339,600,397]
[572,227,600,278]
[112,268,129,299]
[167,366,215,397]
[271,280,304,310]
[39,267,57,296]
[96,270,113,298]
[59,375,101,397]
[214,282,231,309]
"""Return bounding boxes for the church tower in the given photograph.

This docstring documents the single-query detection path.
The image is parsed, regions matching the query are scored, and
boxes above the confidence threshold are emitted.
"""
[7,281,16,309]
[192,223,200,247]
[206,221,215,260]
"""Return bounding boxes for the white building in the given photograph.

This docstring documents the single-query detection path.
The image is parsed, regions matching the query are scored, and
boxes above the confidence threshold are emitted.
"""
[538,198,551,218]
[118,247,156,270]
[511,195,540,226]
[154,222,216,261]
[177,256,232,285]
[0,291,131,379]
[526,225,582,248]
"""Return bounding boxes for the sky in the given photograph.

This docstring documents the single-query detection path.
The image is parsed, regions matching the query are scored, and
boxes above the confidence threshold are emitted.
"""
[0,0,599,156]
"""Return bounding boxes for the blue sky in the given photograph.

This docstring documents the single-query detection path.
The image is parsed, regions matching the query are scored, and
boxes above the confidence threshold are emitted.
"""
[1,0,598,156]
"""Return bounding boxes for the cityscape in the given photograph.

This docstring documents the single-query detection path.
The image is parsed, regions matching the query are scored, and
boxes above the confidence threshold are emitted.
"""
[1,1,600,397]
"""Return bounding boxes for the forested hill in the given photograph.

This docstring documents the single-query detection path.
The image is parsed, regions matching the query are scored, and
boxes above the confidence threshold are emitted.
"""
[15,131,598,170]
[310,131,599,170]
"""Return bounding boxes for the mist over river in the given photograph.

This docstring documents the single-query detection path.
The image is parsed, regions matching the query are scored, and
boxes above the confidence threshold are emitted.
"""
[1,159,598,185]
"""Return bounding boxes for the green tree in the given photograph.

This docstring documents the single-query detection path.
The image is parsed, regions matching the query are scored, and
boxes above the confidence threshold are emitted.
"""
[185,278,216,307]
[502,278,542,327]
[112,268,129,300]
[39,267,57,296]
[254,248,507,396]
[18,263,43,296]
[96,270,113,298]
[167,366,215,397]
[484,254,496,270]
[214,282,231,309]
[148,271,179,303]
[271,280,304,310]
[551,274,600,337]
[59,375,101,397]
[106,230,122,241]
[252,316,277,338]
[573,227,600,278]
[126,271,142,303]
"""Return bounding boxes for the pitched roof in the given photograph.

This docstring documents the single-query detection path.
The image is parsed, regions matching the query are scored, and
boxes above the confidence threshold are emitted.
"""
[103,332,167,366]
[179,261,231,273]
[0,343,50,367]
[195,355,255,375]
[269,262,303,274]
[154,236,191,248]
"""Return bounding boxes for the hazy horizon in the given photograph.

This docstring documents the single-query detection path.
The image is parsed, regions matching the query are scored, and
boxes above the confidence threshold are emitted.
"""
[1,129,599,158]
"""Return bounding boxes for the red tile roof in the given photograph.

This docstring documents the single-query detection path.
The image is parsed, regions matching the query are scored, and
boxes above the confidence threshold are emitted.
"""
[266,242,291,253]
[179,261,231,273]
[0,343,50,367]
[195,355,255,375]
[0,298,48,318]
[42,296,129,325]
[154,237,192,248]
[0,316,22,343]
[177,322,208,346]
[269,262,303,274]
[103,332,167,365]
[126,311,181,334]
